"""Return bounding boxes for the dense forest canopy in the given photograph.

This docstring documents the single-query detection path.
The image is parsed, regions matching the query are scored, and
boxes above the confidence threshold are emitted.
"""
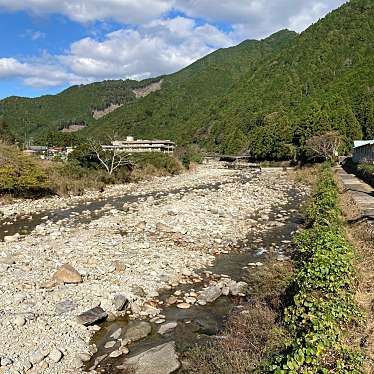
[1,0,373,159]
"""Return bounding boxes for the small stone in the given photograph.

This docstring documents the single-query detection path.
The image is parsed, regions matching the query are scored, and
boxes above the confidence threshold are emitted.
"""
[104,341,117,349]
[14,315,26,327]
[131,286,146,297]
[56,300,77,314]
[76,306,108,326]
[185,297,196,304]
[72,357,83,368]
[53,264,82,284]
[30,350,45,365]
[0,357,12,366]
[222,287,230,296]
[177,303,191,309]
[198,285,222,303]
[121,347,129,355]
[109,350,123,358]
[3,234,20,243]
[158,322,178,335]
[113,295,129,311]
[113,260,126,272]
[181,269,192,277]
[15,359,32,371]
[123,321,152,342]
[78,353,91,362]
[166,296,177,305]
[110,328,122,340]
[0,256,15,265]
[126,341,180,374]
[49,348,63,363]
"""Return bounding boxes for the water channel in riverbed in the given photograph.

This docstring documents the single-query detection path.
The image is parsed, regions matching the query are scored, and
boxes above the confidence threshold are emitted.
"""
[83,186,305,373]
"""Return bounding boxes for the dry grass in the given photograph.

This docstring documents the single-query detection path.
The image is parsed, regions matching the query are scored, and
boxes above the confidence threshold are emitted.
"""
[338,188,374,373]
[181,261,293,373]
[287,165,320,186]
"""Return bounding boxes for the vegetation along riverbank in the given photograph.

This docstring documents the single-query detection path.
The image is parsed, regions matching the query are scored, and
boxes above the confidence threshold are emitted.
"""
[182,163,368,373]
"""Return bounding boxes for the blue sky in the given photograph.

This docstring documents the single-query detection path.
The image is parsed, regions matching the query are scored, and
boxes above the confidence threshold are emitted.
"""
[0,0,346,99]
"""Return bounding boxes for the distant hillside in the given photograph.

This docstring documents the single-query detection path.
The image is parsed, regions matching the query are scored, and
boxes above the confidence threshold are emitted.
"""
[0,78,162,139]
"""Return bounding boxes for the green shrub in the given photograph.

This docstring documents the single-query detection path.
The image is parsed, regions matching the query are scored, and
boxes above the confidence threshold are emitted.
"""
[0,144,49,195]
[130,153,182,175]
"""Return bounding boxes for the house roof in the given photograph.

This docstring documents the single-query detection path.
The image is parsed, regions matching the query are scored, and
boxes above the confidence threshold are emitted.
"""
[353,140,374,148]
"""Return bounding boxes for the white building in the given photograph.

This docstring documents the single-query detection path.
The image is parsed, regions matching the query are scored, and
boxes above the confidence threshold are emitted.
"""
[103,136,176,154]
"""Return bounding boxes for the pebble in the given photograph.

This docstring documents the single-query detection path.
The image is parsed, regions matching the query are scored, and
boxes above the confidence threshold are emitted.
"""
[14,316,26,327]
[30,350,45,365]
[109,350,123,358]
[104,341,117,349]
[48,348,63,363]
[177,303,191,309]
[110,328,122,340]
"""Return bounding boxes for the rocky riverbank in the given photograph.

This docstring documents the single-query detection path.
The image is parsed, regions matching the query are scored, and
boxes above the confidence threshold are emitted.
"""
[0,164,308,373]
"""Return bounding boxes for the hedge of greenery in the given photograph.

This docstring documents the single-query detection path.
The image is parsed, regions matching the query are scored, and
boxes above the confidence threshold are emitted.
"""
[269,164,363,373]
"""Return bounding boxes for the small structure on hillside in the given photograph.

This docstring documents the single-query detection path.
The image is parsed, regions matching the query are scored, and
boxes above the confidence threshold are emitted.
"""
[352,140,374,164]
[23,146,48,157]
[103,136,176,154]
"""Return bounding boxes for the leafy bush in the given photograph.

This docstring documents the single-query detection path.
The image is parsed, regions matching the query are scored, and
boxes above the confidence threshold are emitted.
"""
[269,163,363,373]
[0,143,49,195]
[175,145,204,169]
[130,153,183,175]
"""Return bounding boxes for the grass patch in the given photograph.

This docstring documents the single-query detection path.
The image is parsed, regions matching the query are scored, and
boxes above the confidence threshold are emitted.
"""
[181,261,293,373]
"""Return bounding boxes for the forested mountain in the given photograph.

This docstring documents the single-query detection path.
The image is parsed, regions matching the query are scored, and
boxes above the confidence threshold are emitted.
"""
[84,30,297,145]
[0,78,161,139]
[1,0,374,159]
[87,0,373,157]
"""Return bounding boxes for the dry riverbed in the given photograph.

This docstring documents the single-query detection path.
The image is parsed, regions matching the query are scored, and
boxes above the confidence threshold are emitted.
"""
[0,163,308,373]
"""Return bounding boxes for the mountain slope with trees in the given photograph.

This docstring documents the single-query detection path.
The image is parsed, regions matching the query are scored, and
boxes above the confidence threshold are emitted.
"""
[87,0,374,158]
[1,0,373,159]
[0,78,161,140]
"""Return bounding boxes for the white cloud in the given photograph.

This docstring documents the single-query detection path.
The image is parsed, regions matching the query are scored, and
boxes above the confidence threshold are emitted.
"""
[0,1,348,89]
[0,17,234,87]
[0,0,172,24]
[175,0,347,39]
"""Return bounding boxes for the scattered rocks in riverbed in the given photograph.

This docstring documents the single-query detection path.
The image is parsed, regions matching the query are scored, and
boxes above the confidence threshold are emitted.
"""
[125,341,180,374]
[123,321,152,342]
[0,164,309,373]
[177,303,191,309]
[53,263,82,284]
[113,294,129,311]
[48,348,63,363]
[76,306,108,326]
[158,322,178,335]
[198,285,222,303]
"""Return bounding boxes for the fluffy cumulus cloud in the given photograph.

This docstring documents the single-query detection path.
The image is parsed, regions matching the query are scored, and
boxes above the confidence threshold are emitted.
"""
[175,0,347,38]
[0,0,347,88]
[0,0,172,24]
[0,17,233,87]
